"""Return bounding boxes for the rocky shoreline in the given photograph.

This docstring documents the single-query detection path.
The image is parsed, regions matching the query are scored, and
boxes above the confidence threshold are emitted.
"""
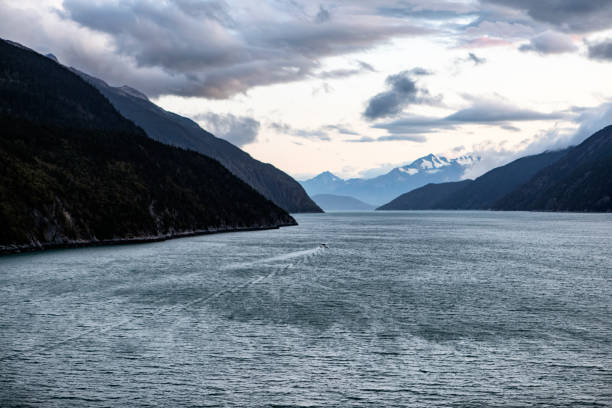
[0,221,297,256]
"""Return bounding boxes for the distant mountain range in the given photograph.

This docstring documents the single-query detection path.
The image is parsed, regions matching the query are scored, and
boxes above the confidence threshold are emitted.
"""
[379,149,569,210]
[312,194,375,211]
[301,154,478,205]
[378,126,612,212]
[0,39,295,254]
[72,69,320,214]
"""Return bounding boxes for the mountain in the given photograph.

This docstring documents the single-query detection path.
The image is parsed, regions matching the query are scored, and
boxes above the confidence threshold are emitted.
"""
[301,154,478,205]
[312,194,375,211]
[378,180,474,210]
[435,149,570,209]
[377,149,569,211]
[494,126,612,211]
[72,70,321,214]
[0,39,295,254]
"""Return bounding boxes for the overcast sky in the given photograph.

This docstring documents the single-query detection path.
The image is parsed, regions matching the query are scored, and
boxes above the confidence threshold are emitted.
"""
[2,0,612,179]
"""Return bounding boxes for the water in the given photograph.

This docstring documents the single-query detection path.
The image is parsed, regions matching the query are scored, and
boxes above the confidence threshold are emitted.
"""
[1,211,611,407]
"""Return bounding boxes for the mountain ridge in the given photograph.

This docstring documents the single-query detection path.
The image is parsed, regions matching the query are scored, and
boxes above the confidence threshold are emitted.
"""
[494,126,612,211]
[376,130,612,213]
[0,38,296,254]
[72,69,321,214]
[302,154,478,205]
[377,149,570,211]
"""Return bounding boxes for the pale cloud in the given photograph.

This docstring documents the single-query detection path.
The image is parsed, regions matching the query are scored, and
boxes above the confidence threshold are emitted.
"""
[519,31,578,54]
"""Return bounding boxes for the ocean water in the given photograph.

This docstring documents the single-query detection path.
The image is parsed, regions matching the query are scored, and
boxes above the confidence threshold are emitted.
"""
[1,211,611,407]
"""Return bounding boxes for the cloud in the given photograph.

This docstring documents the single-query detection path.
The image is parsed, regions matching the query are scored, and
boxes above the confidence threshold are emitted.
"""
[0,0,431,99]
[322,124,359,135]
[270,122,358,140]
[363,68,439,120]
[376,1,479,20]
[269,122,330,141]
[315,60,376,79]
[312,82,333,95]
[570,101,612,143]
[194,112,260,147]
[315,5,331,23]
[519,31,577,54]
[346,134,426,143]
[456,16,537,49]
[461,101,612,179]
[373,100,567,134]
[481,0,612,33]
[462,20,536,40]
[587,38,612,61]
[468,52,486,64]
[459,36,512,48]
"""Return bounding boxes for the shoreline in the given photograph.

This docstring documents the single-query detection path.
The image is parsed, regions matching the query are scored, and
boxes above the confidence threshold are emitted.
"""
[0,222,297,256]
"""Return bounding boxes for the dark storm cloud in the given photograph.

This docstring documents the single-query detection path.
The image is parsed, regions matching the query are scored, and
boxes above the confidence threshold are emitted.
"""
[363,69,439,120]
[518,31,577,54]
[481,0,612,32]
[373,101,567,134]
[194,113,261,147]
[588,39,612,61]
[51,0,429,99]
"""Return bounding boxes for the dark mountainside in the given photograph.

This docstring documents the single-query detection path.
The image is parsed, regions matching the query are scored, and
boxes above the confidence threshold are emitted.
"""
[377,149,570,211]
[74,70,321,214]
[0,39,296,254]
[312,194,375,211]
[434,149,570,209]
[494,126,612,211]
[378,180,473,210]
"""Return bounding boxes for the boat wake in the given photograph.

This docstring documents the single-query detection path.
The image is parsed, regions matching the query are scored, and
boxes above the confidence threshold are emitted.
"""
[0,246,327,361]
[222,246,325,270]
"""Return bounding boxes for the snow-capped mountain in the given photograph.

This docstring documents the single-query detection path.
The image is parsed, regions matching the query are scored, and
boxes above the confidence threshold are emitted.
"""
[301,154,479,205]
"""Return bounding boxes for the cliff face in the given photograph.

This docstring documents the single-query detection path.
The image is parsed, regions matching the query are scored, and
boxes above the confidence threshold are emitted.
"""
[76,70,322,214]
[0,39,296,254]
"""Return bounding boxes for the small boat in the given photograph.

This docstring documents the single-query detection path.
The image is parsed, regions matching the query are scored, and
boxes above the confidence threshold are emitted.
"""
[320,243,329,248]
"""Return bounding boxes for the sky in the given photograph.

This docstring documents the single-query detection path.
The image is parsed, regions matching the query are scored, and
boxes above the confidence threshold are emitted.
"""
[2,0,612,180]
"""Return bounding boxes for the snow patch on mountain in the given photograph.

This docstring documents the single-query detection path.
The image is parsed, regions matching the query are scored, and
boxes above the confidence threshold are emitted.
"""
[301,153,480,205]
[399,168,419,175]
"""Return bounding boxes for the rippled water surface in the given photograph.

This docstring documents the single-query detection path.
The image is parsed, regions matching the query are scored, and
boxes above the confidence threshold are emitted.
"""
[1,211,611,407]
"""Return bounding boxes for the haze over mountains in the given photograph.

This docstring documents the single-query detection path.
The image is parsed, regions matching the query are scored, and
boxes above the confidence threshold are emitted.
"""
[0,39,295,254]
[378,126,612,212]
[311,194,375,211]
[301,154,478,205]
